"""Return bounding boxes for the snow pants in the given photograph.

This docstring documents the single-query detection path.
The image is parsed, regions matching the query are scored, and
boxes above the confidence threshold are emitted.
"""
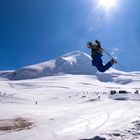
[92,53,113,72]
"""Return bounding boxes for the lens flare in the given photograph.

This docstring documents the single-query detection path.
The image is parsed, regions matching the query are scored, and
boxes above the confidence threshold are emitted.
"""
[98,0,117,11]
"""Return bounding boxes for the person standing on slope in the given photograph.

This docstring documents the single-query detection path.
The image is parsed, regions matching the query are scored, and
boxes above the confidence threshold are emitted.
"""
[87,40,117,72]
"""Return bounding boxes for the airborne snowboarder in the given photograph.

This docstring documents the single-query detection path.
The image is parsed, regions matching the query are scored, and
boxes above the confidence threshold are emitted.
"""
[87,40,117,72]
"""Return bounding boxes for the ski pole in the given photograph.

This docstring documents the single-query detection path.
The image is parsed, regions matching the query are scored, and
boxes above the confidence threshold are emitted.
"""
[102,48,125,70]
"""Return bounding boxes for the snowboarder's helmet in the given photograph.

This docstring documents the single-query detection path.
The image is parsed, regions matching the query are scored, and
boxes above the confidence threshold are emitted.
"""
[95,40,100,45]
[87,42,92,48]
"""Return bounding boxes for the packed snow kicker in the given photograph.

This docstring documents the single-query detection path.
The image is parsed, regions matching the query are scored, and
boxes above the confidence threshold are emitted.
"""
[0,51,140,140]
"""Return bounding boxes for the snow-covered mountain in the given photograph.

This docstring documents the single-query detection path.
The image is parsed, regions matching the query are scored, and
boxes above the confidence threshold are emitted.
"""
[0,51,140,85]
[1,51,97,80]
[0,51,140,140]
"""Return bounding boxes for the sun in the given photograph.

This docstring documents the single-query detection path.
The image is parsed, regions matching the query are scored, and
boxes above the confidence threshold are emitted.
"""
[98,0,117,11]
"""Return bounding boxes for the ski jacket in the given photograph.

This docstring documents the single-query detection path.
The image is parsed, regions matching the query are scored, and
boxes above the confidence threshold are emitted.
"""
[88,43,103,58]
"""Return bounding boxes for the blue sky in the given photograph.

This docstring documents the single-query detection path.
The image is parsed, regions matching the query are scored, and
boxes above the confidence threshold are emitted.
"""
[1,0,140,71]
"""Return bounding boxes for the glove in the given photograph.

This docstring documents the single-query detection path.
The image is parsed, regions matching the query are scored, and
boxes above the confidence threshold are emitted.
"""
[95,40,100,45]
[95,40,103,50]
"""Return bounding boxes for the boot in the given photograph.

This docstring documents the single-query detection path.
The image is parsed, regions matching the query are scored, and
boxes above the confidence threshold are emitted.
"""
[111,58,117,64]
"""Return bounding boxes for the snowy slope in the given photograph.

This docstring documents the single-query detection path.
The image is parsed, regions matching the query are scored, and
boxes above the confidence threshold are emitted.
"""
[0,51,140,140]
[3,51,97,80]
[0,74,140,140]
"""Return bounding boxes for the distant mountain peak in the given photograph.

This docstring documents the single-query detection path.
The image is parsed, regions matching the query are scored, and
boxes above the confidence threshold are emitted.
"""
[3,51,96,80]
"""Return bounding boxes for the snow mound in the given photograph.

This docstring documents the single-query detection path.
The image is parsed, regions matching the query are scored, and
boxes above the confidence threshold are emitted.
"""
[95,118,140,140]
[81,118,140,140]
[96,68,140,85]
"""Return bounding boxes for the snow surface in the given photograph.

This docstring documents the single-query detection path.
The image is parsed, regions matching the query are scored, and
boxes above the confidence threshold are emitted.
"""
[0,51,140,140]
[0,74,140,140]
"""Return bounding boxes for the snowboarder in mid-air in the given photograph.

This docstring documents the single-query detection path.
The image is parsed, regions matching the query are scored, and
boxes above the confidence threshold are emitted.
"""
[87,40,117,72]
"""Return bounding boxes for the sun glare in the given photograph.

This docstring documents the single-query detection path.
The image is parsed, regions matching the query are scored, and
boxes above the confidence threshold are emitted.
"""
[98,0,117,11]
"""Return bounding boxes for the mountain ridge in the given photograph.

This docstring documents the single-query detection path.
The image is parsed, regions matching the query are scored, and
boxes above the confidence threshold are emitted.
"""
[0,51,140,86]
[1,51,97,80]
